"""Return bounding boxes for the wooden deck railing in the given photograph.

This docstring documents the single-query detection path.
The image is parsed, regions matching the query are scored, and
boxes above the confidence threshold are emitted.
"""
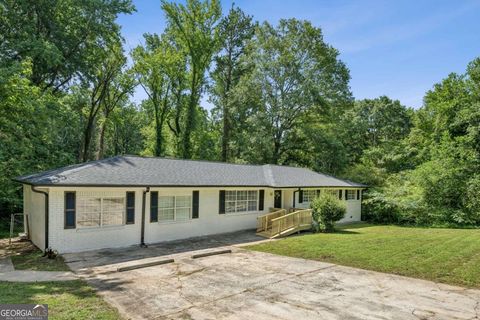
[256,208,287,232]
[257,208,313,238]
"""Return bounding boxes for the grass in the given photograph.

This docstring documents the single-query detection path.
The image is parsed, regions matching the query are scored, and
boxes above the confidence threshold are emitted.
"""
[11,249,70,271]
[0,280,122,320]
[247,223,480,288]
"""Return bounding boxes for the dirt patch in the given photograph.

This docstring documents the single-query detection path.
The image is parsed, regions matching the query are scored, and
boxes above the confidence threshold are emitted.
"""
[0,237,36,259]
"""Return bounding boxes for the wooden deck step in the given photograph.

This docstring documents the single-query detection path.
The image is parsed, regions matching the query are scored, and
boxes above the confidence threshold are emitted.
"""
[256,230,273,238]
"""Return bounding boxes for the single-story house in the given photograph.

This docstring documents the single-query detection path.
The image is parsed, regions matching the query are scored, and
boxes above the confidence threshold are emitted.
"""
[14,155,366,253]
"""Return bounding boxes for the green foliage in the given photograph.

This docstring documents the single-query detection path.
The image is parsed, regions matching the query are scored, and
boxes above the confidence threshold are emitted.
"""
[162,0,221,159]
[310,194,346,232]
[210,6,256,162]
[231,18,352,165]
[0,0,134,90]
[0,62,77,212]
[1,0,479,231]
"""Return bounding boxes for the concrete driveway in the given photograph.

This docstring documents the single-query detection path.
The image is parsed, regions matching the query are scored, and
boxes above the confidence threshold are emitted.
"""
[64,231,480,320]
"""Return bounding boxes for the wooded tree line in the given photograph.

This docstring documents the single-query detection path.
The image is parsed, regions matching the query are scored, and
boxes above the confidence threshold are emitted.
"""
[1,0,479,226]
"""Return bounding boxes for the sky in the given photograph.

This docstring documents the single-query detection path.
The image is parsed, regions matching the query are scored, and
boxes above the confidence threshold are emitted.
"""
[117,0,480,109]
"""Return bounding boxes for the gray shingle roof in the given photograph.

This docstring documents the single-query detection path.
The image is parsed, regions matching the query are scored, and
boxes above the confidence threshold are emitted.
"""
[14,155,366,188]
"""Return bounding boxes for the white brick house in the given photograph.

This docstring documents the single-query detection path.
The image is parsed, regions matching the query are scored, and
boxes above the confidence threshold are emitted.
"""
[15,155,366,253]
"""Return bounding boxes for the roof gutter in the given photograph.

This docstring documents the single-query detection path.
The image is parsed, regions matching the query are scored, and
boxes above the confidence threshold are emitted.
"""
[31,186,49,253]
[140,187,150,247]
[13,181,368,189]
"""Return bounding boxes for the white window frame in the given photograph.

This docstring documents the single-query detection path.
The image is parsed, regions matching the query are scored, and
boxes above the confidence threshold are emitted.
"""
[77,196,125,229]
[324,189,338,197]
[158,195,192,222]
[225,190,258,214]
[302,190,318,202]
[346,190,356,200]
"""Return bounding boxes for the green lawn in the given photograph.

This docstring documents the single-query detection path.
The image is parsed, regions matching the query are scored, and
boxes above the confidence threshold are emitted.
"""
[0,280,122,320]
[247,224,480,288]
[11,249,70,271]
[0,241,120,319]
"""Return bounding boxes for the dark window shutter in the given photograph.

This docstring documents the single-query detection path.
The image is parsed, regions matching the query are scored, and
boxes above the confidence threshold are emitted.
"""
[192,191,199,219]
[126,192,135,224]
[339,190,343,200]
[65,192,76,229]
[357,190,361,200]
[259,190,265,211]
[298,190,303,203]
[316,190,321,197]
[219,190,225,214]
[150,191,158,222]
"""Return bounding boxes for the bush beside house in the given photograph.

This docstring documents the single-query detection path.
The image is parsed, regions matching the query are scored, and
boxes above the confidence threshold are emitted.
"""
[310,193,346,232]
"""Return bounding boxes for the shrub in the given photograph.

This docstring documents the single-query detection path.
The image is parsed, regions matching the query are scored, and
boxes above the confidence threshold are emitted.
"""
[310,193,346,232]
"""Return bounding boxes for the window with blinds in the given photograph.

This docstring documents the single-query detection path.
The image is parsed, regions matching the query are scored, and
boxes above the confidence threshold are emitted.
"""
[302,190,318,202]
[225,190,258,214]
[77,196,125,228]
[157,195,192,222]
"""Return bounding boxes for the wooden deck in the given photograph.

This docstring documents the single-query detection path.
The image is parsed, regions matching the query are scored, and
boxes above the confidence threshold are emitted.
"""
[256,208,313,239]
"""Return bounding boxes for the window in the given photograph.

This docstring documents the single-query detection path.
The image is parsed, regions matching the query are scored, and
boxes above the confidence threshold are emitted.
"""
[64,192,76,229]
[225,190,258,213]
[346,190,356,200]
[158,195,192,222]
[151,192,158,222]
[302,190,318,202]
[77,197,124,228]
[324,189,338,197]
[126,192,135,224]
[102,198,124,226]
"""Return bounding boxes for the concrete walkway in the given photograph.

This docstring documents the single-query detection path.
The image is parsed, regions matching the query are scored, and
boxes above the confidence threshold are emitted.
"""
[0,257,77,282]
[63,231,480,320]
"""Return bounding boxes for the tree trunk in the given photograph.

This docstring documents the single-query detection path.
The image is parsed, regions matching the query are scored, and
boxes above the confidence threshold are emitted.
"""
[82,116,95,162]
[96,117,108,160]
[154,100,162,157]
[182,71,197,159]
[221,59,233,162]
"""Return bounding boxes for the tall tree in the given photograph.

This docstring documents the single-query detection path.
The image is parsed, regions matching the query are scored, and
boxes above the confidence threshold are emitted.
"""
[342,96,413,164]
[210,6,255,162]
[161,0,221,159]
[0,0,134,91]
[235,19,351,164]
[132,34,185,156]
[79,43,126,162]
[96,66,135,160]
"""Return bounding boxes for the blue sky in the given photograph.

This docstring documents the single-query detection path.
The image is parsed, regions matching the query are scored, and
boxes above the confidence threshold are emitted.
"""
[117,0,480,109]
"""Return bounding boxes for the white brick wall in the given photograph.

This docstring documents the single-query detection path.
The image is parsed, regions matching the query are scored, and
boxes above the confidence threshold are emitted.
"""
[48,187,143,253]
[42,186,274,253]
[25,185,363,253]
[292,188,363,223]
[23,185,46,250]
[144,187,274,244]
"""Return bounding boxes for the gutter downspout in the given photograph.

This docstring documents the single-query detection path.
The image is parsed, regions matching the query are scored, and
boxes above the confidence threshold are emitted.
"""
[293,188,301,208]
[141,187,150,248]
[31,186,49,253]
